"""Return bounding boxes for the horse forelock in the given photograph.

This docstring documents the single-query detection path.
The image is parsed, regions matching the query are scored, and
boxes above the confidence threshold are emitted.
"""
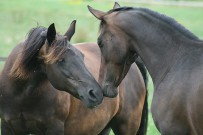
[41,35,68,64]
[9,26,47,79]
[99,7,133,32]
[9,27,70,79]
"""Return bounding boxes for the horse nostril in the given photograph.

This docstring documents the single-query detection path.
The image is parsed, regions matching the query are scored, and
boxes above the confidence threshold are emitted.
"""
[88,89,97,101]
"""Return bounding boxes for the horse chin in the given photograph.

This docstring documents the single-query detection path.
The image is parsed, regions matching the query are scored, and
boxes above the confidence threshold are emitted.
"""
[83,100,101,109]
[103,85,118,98]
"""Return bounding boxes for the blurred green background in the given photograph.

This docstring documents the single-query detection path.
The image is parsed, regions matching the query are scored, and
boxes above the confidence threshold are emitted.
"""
[0,0,203,135]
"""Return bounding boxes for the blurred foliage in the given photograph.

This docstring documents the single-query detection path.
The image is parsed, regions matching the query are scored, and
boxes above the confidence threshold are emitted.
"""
[0,0,203,57]
[170,0,202,1]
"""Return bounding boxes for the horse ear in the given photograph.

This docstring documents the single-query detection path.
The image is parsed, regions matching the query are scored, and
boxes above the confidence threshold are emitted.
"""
[47,23,56,46]
[64,20,76,41]
[87,5,106,20]
[113,2,120,9]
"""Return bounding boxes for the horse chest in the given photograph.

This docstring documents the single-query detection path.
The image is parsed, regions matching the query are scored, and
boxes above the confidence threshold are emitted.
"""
[0,94,53,133]
[64,97,118,135]
[9,118,46,134]
[152,69,203,134]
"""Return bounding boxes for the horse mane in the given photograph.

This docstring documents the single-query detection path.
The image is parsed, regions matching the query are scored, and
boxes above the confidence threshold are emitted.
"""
[106,7,199,40]
[9,25,69,79]
[9,26,47,79]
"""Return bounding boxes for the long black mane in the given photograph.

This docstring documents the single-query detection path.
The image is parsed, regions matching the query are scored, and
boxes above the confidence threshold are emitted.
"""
[108,7,199,40]
[21,26,47,71]
[9,26,47,79]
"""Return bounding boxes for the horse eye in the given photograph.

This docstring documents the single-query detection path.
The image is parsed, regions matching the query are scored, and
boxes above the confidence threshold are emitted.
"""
[99,43,104,48]
[97,38,104,48]
[58,58,65,63]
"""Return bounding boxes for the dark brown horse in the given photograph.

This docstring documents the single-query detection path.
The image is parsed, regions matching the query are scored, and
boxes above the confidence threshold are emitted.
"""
[0,21,147,134]
[89,2,203,135]
[7,21,103,109]
[0,21,102,134]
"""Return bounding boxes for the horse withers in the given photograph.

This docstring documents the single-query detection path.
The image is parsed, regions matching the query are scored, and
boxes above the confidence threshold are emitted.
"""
[0,21,147,134]
[89,2,203,135]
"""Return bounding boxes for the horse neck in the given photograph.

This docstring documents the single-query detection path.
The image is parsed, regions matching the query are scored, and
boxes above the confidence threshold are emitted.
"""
[1,47,47,96]
[6,71,47,97]
[123,12,194,86]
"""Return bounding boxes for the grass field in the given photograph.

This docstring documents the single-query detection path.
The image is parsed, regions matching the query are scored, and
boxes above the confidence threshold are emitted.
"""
[0,0,203,135]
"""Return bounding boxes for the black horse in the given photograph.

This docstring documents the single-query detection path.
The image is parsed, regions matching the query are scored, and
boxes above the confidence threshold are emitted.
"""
[0,21,103,134]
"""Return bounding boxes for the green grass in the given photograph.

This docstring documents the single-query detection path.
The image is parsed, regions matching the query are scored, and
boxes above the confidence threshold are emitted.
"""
[0,0,203,135]
[0,0,203,57]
